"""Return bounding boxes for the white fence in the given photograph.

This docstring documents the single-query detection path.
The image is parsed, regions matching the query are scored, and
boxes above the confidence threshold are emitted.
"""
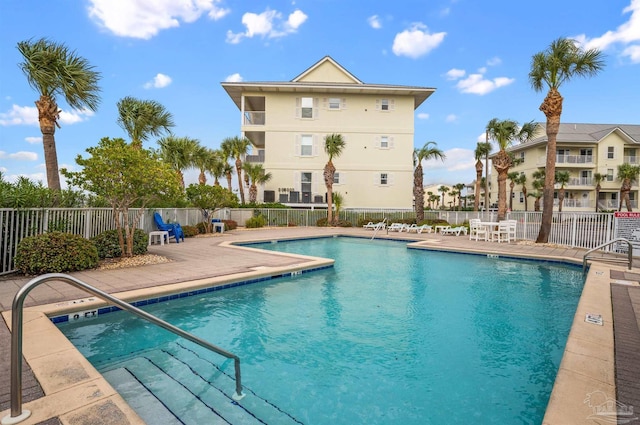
[0,207,621,275]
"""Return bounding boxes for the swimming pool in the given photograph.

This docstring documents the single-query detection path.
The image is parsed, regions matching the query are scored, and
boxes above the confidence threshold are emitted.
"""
[57,237,584,424]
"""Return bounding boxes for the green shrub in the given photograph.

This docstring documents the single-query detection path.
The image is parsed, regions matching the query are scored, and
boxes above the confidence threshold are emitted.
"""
[222,220,237,230]
[196,222,208,234]
[245,215,266,228]
[15,231,99,275]
[335,219,352,227]
[316,218,328,227]
[91,228,148,259]
[182,225,199,237]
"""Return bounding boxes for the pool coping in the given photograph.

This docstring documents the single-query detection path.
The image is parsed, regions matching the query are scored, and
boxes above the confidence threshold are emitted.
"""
[0,234,621,424]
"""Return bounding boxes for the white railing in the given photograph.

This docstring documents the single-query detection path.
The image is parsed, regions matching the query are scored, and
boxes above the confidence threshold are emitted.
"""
[552,199,595,208]
[0,208,204,275]
[566,177,593,186]
[537,155,595,166]
[243,111,265,125]
[624,156,639,164]
[599,200,638,209]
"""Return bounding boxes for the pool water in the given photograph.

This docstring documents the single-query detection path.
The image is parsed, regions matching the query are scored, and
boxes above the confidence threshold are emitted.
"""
[58,237,584,424]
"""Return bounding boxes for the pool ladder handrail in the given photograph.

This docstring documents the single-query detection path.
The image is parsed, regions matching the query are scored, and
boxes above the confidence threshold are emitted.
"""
[3,273,245,425]
[370,218,387,240]
[582,238,633,273]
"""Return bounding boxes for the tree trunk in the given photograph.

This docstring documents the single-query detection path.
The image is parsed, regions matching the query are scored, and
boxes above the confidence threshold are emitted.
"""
[595,184,601,212]
[474,160,482,212]
[199,170,206,185]
[536,88,563,243]
[558,189,565,212]
[523,187,528,211]
[324,161,335,224]
[493,150,512,221]
[36,96,62,192]
[414,164,425,221]
[226,172,233,192]
[236,159,245,204]
[621,179,632,211]
[509,181,515,211]
[249,184,257,204]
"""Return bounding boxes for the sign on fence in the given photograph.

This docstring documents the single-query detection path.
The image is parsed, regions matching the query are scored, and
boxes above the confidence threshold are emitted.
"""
[614,212,640,255]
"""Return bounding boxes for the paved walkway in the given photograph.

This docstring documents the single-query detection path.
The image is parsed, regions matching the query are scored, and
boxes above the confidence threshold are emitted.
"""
[1,227,638,423]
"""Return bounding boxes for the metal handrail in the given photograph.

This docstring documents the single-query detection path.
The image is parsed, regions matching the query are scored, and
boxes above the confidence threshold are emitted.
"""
[3,273,244,424]
[370,218,387,240]
[583,238,633,273]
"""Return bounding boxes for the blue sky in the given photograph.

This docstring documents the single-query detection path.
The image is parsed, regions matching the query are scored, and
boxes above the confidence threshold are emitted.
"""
[1,0,639,189]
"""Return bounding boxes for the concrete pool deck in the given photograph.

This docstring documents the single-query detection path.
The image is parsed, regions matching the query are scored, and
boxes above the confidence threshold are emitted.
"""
[0,227,638,424]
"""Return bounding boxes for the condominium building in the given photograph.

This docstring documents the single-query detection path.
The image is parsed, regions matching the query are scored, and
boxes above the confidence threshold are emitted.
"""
[221,56,435,208]
[491,123,640,211]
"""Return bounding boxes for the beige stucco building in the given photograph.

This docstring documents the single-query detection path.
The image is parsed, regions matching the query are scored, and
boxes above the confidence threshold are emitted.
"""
[222,56,435,208]
[490,123,640,212]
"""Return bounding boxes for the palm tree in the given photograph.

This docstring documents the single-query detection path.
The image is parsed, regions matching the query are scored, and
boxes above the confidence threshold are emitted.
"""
[221,136,251,204]
[207,150,227,187]
[530,170,545,212]
[507,171,519,212]
[426,191,434,209]
[438,185,449,209]
[414,142,445,220]
[17,38,101,191]
[486,118,535,221]
[454,183,465,211]
[117,96,174,148]
[555,171,571,212]
[474,143,491,212]
[617,163,640,211]
[429,193,440,210]
[157,136,199,188]
[323,134,346,224]
[593,172,604,212]
[530,37,605,243]
[192,146,217,185]
[514,173,528,211]
[333,192,344,221]
[223,162,234,192]
[243,163,272,204]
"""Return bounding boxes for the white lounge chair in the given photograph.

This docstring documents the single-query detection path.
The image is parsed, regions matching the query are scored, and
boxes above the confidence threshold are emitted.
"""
[363,221,385,230]
[387,223,406,232]
[406,224,433,234]
[442,226,468,236]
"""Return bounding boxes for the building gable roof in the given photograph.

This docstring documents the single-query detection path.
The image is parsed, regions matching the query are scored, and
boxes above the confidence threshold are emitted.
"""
[508,123,640,152]
[291,56,363,84]
[221,56,435,110]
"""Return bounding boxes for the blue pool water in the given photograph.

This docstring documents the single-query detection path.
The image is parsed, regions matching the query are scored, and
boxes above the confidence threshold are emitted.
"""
[57,237,584,424]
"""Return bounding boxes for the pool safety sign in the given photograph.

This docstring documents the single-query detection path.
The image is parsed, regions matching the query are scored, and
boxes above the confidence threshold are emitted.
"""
[614,212,640,256]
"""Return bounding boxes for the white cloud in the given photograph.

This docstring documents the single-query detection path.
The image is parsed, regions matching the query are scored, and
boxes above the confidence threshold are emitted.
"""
[1,105,94,126]
[144,73,173,89]
[486,57,502,66]
[445,68,465,80]
[225,73,243,82]
[88,0,230,40]
[368,15,381,29]
[0,105,38,126]
[574,0,640,63]
[226,9,307,43]
[25,136,42,144]
[417,112,430,120]
[392,23,446,59]
[0,151,38,161]
[445,114,458,123]
[423,148,475,175]
[455,73,514,95]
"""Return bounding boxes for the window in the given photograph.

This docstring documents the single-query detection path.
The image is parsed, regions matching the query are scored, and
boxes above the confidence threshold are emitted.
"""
[333,172,340,184]
[607,169,614,182]
[329,98,341,109]
[301,135,313,156]
[376,98,394,111]
[580,148,592,156]
[381,99,389,111]
[607,147,614,159]
[380,136,389,148]
[519,192,524,203]
[301,97,313,118]
[380,173,388,185]
[519,152,525,161]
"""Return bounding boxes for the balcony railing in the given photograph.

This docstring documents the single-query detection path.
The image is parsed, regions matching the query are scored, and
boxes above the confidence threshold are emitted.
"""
[537,155,595,166]
[553,198,594,208]
[243,111,265,125]
[567,177,594,186]
[599,199,638,209]
[624,156,639,164]
[245,150,265,163]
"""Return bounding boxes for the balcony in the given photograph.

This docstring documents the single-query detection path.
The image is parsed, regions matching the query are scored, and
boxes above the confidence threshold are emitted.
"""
[624,156,639,164]
[243,111,265,125]
[245,150,265,163]
[599,199,638,209]
[553,198,594,208]
[537,155,595,167]
[566,177,593,186]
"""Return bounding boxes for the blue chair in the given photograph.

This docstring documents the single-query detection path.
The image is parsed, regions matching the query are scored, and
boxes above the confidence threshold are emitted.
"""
[153,212,185,243]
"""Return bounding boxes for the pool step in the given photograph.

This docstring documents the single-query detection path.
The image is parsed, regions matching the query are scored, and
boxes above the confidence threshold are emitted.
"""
[165,343,303,425]
[101,344,302,425]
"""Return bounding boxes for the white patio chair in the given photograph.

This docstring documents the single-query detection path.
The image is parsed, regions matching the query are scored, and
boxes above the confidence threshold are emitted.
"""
[491,221,511,243]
